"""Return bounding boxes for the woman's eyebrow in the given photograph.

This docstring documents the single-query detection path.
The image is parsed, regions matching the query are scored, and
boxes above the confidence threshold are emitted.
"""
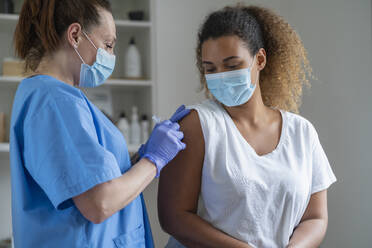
[223,56,241,62]
[202,61,214,65]
[202,56,241,64]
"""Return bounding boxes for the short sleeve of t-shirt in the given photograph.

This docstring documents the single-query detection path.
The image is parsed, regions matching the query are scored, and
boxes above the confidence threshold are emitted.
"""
[310,129,337,194]
[23,95,122,210]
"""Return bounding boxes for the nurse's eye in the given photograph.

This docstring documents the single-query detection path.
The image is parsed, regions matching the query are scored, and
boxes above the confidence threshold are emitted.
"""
[106,44,113,49]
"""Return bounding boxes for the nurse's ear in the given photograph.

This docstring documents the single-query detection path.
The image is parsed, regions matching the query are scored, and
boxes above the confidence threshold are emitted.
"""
[66,23,83,48]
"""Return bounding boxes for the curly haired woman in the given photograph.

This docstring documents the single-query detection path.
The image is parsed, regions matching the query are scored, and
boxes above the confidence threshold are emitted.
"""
[158,5,336,248]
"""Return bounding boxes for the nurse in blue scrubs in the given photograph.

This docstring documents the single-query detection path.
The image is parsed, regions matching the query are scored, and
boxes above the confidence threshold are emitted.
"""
[9,0,189,247]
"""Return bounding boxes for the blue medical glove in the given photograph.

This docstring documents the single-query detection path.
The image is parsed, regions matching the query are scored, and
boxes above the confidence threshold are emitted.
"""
[138,105,190,158]
[142,120,186,177]
[170,105,191,122]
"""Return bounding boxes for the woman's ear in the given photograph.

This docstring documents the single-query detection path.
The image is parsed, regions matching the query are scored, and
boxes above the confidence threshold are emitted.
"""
[256,48,267,71]
[66,23,83,48]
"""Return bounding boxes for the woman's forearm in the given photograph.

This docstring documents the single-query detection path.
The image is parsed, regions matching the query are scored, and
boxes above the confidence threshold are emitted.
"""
[73,158,156,223]
[287,218,328,248]
[164,211,252,248]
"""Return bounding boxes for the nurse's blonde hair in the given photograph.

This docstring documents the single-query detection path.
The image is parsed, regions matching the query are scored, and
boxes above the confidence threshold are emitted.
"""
[196,5,312,113]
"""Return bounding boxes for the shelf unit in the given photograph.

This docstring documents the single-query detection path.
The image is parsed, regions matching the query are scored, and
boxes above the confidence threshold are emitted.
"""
[0,143,9,153]
[0,142,139,154]
[0,1,158,243]
[0,76,153,88]
[0,13,152,28]
[0,0,157,156]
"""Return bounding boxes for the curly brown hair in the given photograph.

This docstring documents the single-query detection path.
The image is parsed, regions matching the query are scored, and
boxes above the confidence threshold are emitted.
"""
[196,5,312,113]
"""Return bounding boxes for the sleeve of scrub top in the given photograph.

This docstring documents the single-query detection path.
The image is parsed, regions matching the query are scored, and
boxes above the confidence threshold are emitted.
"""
[23,96,122,210]
[310,131,337,194]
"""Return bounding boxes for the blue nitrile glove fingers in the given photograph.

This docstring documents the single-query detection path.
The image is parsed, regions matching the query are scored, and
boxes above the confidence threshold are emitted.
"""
[142,120,186,177]
[138,105,190,160]
[170,105,186,121]
[170,105,191,123]
[170,122,180,131]
[139,120,172,157]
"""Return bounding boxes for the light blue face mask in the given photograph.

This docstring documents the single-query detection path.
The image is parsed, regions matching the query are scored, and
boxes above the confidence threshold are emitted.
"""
[205,59,256,107]
[74,32,116,88]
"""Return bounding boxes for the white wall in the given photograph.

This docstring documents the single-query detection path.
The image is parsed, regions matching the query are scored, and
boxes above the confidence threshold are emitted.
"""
[149,0,372,247]
[284,0,372,247]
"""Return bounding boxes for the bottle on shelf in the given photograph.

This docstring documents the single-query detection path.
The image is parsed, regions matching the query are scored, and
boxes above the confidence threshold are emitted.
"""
[141,114,149,144]
[117,112,130,142]
[124,37,142,79]
[130,106,141,145]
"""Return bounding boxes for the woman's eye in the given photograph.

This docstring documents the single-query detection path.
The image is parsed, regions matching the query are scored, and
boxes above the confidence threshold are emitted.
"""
[226,64,240,69]
[106,44,113,49]
[205,68,216,73]
[225,62,243,69]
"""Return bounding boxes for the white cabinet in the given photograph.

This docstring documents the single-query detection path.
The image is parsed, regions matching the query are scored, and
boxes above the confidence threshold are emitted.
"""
[0,0,157,242]
[0,0,157,155]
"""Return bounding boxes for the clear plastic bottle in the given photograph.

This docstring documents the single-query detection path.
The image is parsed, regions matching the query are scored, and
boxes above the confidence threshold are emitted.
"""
[117,112,130,142]
[130,106,141,145]
[141,114,149,144]
[124,37,142,78]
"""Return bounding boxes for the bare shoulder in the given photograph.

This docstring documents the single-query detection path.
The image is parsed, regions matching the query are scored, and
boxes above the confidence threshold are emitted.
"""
[158,109,204,214]
[179,109,203,144]
[161,109,204,175]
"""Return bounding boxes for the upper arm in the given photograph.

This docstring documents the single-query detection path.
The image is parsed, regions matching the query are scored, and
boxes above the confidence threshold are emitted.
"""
[158,110,205,227]
[301,190,328,223]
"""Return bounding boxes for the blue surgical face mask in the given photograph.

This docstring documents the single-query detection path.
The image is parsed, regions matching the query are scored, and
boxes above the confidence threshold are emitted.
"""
[205,59,256,107]
[74,32,116,88]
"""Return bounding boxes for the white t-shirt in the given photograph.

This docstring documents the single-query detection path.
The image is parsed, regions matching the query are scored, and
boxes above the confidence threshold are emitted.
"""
[166,99,336,248]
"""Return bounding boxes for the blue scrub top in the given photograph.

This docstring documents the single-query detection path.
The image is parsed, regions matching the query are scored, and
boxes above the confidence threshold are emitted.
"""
[10,75,154,248]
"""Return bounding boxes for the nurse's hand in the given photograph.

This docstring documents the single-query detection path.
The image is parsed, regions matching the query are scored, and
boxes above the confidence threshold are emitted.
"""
[141,105,190,177]
[169,104,191,123]
[142,119,186,177]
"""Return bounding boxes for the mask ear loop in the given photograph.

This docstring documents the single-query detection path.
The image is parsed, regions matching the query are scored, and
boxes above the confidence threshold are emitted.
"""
[73,45,86,64]
[73,31,98,65]
[83,31,98,50]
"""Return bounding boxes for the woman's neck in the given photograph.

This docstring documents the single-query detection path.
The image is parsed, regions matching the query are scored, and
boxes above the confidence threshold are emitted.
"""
[223,86,274,127]
[34,50,76,86]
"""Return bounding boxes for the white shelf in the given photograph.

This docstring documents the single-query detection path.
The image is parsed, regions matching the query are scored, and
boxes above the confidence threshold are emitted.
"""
[106,78,152,87]
[0,76,23,83]
[0,13,18,21]
[0,143,9,153]
[0,13,151,28]
[0,142,139,154]
[115,20,151,28]
[0,76,152,87]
